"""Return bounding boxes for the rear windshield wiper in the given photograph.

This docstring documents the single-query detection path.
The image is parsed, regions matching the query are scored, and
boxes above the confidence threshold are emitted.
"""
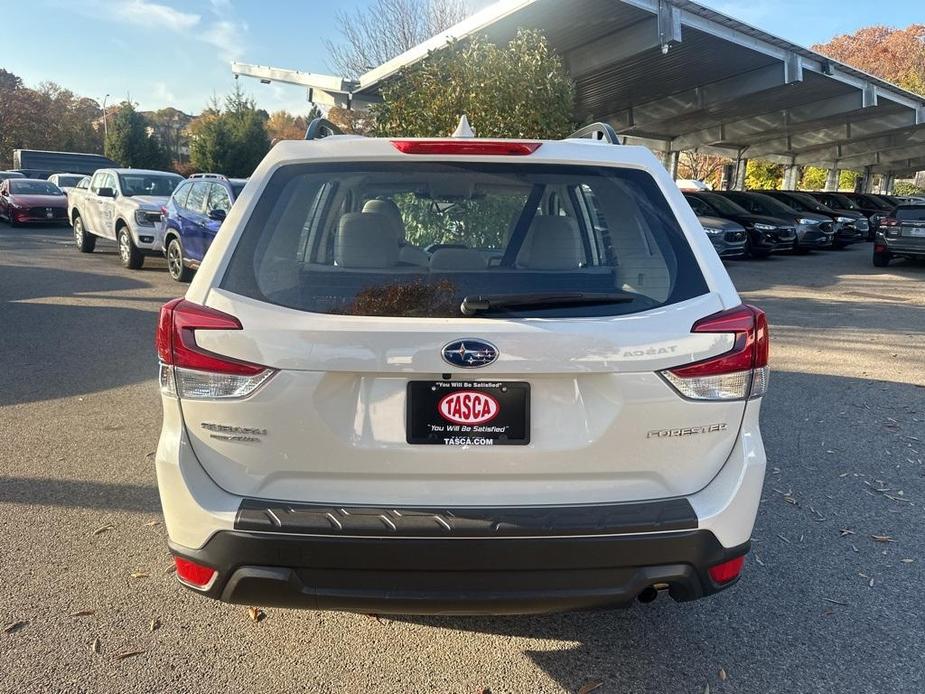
[460,291,638,316]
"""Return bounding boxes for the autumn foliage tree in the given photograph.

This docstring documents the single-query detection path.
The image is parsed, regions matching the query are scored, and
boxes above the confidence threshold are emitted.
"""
[677,151,731,188]
[814,25,925,95]
[0,69,103,168]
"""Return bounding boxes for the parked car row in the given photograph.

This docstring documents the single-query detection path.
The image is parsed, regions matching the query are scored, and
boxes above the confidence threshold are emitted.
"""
[679,186,925,267]
[1,165,247,280]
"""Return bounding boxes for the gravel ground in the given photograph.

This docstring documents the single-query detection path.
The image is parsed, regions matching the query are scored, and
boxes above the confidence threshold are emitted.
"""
[1,225,923,693]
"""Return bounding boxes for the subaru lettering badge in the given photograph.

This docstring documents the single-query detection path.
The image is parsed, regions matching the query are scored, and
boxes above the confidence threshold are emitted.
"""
[441,339,498,369]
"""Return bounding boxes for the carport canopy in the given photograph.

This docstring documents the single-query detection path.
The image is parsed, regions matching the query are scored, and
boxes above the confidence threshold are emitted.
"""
[232,0,925,188]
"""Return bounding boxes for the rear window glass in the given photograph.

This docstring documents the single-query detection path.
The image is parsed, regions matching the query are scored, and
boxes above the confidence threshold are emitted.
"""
[895,206,925,221]
[221,163,707,318]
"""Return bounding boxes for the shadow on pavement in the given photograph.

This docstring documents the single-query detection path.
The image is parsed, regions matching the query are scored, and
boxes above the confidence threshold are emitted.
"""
[390,370,924,693]
[0,265,162,406]
[0,477,160,513]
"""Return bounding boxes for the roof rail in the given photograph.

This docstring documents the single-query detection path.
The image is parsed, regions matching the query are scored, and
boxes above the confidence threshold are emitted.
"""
[305,117,343,140]
[567,122,621,144]
[189,173,228,181]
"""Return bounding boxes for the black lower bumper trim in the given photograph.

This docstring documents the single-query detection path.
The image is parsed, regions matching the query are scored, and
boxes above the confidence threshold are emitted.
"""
[169,529,749,615]
[235,498,697,537]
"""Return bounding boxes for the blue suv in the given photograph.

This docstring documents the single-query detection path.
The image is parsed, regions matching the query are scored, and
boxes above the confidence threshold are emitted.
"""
[161,174,247,282]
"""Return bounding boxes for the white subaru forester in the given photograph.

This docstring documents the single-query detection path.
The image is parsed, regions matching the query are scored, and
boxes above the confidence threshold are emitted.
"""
[155,120,768,614]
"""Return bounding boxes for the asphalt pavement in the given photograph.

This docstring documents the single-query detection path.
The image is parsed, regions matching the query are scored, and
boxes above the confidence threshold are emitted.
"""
[1,224,923,693]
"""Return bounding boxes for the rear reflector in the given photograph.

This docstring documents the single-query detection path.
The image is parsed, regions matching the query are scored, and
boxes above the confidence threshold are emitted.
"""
[174,557,217,590]
[157,299,274,400]
[660,304,769,401]
[708,555,745,584]
[391,140,541,156]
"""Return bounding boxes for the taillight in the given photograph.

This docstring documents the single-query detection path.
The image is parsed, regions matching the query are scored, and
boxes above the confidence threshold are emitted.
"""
[660,304,769,401]
[156,299,274,400]
[880,217,900,236]
[174,556,217,590]
[390,140,541,156]
[708,555,745,584]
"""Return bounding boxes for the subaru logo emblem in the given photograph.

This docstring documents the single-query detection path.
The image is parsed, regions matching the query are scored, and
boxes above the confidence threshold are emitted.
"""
[441,339,498,369]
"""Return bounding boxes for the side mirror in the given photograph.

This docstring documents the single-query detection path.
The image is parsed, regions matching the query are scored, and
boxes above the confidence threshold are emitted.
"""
[208,208,227,222]
[97,187,115,198]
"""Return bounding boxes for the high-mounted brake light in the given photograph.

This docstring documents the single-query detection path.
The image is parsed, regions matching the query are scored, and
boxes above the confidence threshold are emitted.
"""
[391,140,542,156]
[156,299,274,400]
[660,304,769,401]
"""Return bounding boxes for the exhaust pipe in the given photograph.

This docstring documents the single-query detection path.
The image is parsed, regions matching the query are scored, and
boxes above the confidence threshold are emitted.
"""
[637,583,671,604]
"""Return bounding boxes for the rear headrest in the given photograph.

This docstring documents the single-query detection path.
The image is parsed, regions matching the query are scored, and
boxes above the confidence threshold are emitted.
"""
[362,199,405,241]
[429,248,487,271]
[518,217,583,270]
[335,212,400,268]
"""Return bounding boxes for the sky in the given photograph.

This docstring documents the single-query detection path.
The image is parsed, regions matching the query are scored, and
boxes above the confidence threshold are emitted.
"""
[4,0,923,116]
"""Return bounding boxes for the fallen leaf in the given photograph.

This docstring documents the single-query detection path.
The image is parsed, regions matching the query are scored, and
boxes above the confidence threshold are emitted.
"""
[719,668,728,681]
[115,650,146,660]
[871,535,896,543]
[91,638,101,654]
[703,684,711,694]
[578,681,603,694]
[143,520,161,527]
[869,577,875,588]
[92,524,114,536]
[164,564,176,574]
[777,534,790,544]
[839,529,855,537]
[149,618,161,633]
[823,597,849,606]
[247,607,266,623]
[901,559,915,564]
[70,610,95,617]
[130,572,149,579]
[3,621,28,634]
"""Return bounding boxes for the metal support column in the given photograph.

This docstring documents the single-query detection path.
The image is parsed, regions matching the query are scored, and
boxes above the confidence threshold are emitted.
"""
[666,151,679,180]
[882,173,894,194]
[862,166,874,193]
[734,158,748,191]
[782,165,800,190]
[824,168,840,192]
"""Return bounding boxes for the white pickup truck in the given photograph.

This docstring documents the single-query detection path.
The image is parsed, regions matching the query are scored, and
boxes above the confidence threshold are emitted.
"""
[68,168,182,269]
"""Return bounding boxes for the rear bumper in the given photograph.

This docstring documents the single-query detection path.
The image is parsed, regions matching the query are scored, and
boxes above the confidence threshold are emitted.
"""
[881,236,925,256]
[170,528,749,615]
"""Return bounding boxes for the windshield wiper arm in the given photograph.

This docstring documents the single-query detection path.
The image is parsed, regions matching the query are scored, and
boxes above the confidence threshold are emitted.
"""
[460,291,637,316]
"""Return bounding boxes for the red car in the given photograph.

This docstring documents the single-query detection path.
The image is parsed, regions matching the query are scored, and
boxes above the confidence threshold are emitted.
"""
[0,178,69,227]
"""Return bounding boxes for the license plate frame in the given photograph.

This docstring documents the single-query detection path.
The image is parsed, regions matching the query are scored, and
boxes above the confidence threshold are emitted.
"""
[905,226,925,237]
[406,380,530,446]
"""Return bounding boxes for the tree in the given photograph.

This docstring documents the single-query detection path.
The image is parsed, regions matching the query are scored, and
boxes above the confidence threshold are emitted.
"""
[814,25,925,96]
[266,109,315,142]
[745,160,784,190]
[0,70,103,167]
[104,102,169,169]
[373,29,575,139]
[894,180,925,196]
[189,86,271,177]
[677,151,731,188]
[327,105,372,135]
[325,0,467,78]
